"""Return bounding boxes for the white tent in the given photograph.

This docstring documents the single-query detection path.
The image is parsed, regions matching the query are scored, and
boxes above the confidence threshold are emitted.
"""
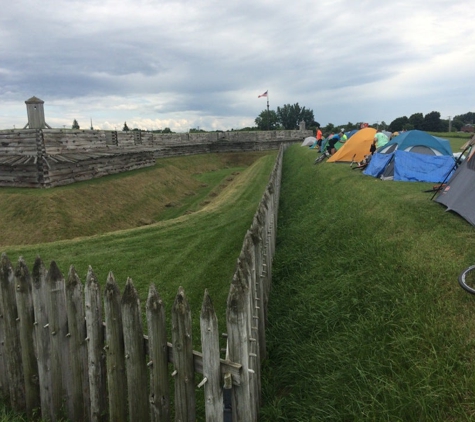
[301,136,316,147]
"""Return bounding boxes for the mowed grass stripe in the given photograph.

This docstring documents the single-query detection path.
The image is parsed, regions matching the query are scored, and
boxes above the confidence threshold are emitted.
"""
[3,151,277,343]
[0,151,270,247]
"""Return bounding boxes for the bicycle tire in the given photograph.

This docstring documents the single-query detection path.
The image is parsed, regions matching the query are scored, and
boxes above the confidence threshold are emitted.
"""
[314,154,327,165]
[458,265,475,295]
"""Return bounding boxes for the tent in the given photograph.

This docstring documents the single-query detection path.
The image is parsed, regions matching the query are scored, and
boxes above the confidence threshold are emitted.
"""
[327,127,377,163]
[377,130,452,156]
[320,135,343,154]
[436,149,475,225]
[301,136,316,147]
[363,130,455,182]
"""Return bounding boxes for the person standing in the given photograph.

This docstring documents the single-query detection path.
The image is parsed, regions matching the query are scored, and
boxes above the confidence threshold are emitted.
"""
[316,126,323,152]
[370,129,390,154]
[339,128,347,143]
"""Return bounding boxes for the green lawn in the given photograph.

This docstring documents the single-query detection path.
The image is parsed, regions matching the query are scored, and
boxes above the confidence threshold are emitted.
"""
[4,136,475,421]
[260,143,475,421]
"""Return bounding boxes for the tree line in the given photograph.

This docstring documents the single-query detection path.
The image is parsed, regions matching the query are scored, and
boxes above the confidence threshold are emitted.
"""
[69,109,475,134]
[386,111,475,133]
[254,106,475,135]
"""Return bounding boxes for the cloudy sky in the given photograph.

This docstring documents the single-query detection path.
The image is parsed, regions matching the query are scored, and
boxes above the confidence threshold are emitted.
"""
[1,0,474,132]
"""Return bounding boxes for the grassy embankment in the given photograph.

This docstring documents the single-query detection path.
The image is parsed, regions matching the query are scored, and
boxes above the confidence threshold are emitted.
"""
[260,136,475,421]
[0,150,277,421]
[4,130,475,421]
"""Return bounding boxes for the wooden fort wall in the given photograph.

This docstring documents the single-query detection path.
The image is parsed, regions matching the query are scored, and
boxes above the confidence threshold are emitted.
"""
[0,128,311,188]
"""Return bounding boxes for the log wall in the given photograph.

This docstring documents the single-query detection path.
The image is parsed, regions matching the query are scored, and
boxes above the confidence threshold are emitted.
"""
[0,129,310,188]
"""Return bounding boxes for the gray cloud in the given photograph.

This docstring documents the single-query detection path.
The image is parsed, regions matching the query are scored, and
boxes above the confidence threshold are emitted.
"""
[1,0,475,131]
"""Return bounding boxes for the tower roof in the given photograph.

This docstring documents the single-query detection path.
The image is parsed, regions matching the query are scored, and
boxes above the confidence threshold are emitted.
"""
[25,96,44,104]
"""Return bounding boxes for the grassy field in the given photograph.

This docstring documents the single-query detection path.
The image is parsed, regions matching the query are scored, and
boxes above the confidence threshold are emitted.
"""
[259,140,475,421]
[3,131,475,421]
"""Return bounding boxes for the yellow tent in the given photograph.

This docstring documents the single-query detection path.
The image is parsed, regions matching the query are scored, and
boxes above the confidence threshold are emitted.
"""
[327,127,377,163]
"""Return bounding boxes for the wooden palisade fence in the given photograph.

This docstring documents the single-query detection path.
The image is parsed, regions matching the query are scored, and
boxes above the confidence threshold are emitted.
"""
[0,143,287,421]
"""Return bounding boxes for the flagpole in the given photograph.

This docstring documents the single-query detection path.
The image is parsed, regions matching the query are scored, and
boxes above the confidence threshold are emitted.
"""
[258,90,270,130]
[267,91,270,131]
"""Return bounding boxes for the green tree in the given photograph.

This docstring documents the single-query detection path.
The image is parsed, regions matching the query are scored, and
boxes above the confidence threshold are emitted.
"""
[72,119,80,129]
[436,118,450,132]
[276,103,315,130]
[322,123,335,135]
[409,113,424,130]
[453,112,475,125]
[162,127,173,133]
[255,110,279,130]
[300,108,316,130]
[452,117,465,131]
[389,116,409,132]
[340,122,357,131]
[422,111,442,132]
[123,122,130,131]
[370,121,388,130]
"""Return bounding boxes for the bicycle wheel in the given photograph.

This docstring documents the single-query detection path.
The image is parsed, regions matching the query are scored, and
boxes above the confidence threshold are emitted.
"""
[458,265,475,295]
[314,153,327,165]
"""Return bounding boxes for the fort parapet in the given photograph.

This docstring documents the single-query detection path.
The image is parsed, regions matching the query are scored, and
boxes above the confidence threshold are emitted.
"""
[0,128,311,188]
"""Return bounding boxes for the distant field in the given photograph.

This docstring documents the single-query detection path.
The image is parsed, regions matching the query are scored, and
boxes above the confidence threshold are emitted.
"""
[429,131,472,150]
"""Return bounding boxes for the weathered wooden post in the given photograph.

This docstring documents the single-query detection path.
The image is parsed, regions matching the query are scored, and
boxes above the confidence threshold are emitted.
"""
[257,205,270,325]
[121,278,150,422]
[251,215,267,361]
[31,257,53,420]
[0,262,7,402]
[226,267,252,422]
[85,266,107,422]
[200,289,223,421]
[103,272,128,422]
[146,284,170,422]
[14,257,41,418]
[242,235,261,413]
[66,266,91,422]
[0,253,26,412]
[172,286,196,421]
[44,260,72,420]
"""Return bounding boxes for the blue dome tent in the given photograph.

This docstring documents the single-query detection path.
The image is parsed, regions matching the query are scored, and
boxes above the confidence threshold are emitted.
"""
[363,130,455,182]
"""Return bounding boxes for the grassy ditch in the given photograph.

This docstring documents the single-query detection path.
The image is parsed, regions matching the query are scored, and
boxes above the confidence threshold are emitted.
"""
[1,150,278,421]
[1,151,277,345]
[0,151,270,247]
[260,143,475,420]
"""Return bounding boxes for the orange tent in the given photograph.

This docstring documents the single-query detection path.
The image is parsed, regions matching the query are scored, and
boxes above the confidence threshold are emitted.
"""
[327,127,377,163]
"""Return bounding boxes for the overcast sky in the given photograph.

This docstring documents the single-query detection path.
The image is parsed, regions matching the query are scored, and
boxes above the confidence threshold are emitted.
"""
[1,0,474,132]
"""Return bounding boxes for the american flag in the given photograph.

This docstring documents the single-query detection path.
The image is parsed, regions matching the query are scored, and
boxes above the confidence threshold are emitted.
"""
[258,90,268,98]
